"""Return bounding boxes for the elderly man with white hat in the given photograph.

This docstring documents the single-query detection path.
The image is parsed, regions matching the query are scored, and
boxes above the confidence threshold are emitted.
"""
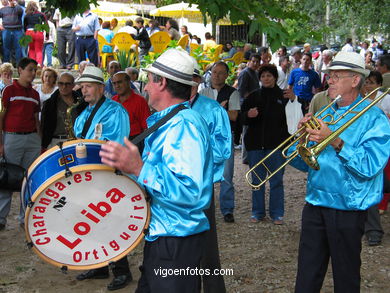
[73,66,130,143]
[289,52,390,292]
[73,67,132,290]
[100,48,214,292]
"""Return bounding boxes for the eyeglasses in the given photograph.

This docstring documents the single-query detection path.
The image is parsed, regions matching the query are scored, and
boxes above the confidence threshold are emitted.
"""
[326,73,356,82]
[58,82,73,87]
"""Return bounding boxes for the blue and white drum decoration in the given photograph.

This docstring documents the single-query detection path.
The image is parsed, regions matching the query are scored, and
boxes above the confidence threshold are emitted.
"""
[22,140,149,270]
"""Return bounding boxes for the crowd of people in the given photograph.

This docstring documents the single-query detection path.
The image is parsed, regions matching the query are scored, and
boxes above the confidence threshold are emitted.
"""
[0,1,390,292]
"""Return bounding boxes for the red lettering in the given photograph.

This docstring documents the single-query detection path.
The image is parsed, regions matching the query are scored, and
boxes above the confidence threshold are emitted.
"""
[73,251,82,262]
[106,188,126,204]
[128,224,138,231]
[57,235,82,250]
[134,205,144,210]
[120,232,131,240]
[32,214,43,220]
[74,173,82,183]
[32,228,47,237]
[55,182,66,191]
[33,220,45,228]
[85,171,92,181]
[36,237,50,245]
[34,206,46,213]
[131,194,142,202]
[38,197,51,206]
[45,188,60,199]
[74,222,91,235]
[92,249,99,259]
[85,251,90,260]
[88,201,112,217]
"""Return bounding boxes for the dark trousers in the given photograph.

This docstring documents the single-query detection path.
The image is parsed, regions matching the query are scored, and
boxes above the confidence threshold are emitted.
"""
[201,192,226,293]
[297,97,310,115]
[364,204,383,238]
[135,233,204,293]
[57,27,75,67]
[76,36,98,66]
[295,203,366,293]
[94,256,130,277]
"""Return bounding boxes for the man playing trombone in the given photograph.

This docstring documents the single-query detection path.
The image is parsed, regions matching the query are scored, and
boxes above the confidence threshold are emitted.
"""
[290,52,390,292]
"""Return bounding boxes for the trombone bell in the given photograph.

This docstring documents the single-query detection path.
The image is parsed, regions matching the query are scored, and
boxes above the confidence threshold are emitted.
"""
[298,145,320,170]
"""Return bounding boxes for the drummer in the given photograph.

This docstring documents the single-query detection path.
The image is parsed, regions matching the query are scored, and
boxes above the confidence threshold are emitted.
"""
[99,49,214,292]
[72,66,133,291]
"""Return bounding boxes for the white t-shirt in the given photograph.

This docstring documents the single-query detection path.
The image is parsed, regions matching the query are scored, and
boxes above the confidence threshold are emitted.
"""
[199,87,241,111]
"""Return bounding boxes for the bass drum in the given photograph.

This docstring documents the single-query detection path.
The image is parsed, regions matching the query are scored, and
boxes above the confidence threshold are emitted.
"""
[22,139,149,270]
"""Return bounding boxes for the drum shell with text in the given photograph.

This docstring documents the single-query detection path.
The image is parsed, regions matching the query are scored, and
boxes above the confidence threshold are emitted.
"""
[22,140,150,270]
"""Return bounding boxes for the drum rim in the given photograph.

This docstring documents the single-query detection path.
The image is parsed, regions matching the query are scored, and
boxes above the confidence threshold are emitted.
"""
[24,164,150,270]
[27,139,106,175]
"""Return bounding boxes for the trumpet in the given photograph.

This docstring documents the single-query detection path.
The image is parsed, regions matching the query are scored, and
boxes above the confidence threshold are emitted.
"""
[245,87,390,190]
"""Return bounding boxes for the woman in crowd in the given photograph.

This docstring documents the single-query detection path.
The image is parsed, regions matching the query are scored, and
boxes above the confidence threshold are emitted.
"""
[222,42,237,60]
[24,1,47,67]
[147,19,160,36]
[365,51,375,70]
[363,70,390,117]
[34,67,58,108]
[241,64,289,225]
[164,18,180,40]
[0,63,14,95]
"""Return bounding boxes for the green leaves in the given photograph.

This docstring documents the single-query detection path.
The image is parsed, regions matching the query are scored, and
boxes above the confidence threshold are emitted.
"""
[18,34,32,47]
[44,0,99,17]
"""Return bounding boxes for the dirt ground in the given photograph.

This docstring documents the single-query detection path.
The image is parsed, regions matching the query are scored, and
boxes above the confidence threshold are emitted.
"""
[1,150,389,293]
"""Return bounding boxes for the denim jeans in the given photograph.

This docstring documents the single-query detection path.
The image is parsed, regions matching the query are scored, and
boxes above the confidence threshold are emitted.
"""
[219,140,234,215]
[2,29,23,63]
[247,149,285,220]
[43,42,53,66]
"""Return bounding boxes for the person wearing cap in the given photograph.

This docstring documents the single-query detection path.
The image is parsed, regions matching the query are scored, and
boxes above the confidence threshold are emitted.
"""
[288,52,390,292]
[73,66,131,290]
[72,7,100,66]
[190,58,231,293]
[99,48,214,292]
[73,66,129,142]
[303,43,311,54]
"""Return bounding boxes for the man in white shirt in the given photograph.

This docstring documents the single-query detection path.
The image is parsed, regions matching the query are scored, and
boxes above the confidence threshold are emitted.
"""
[277,56,291,90]
[118,20,137,35]
[53,8,75,69]
[341,38,354,52]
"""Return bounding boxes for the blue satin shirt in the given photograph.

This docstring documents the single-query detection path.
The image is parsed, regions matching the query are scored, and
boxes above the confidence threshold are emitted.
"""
[191,94,232,183]
[74,97,130,143]
[137,102,214,241]
[289,95,390,210]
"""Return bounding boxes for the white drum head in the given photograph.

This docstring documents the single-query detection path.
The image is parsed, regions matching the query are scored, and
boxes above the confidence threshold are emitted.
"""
[25,165,149,270]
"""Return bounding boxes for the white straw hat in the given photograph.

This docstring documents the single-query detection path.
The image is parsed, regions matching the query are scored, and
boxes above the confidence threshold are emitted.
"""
[76,66,105,84]
[143,48,197,86]
[323,51,370,77]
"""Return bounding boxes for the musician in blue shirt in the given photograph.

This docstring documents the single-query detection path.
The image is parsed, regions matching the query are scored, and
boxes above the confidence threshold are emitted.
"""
[100,49,214,292]
[289,52,390,293]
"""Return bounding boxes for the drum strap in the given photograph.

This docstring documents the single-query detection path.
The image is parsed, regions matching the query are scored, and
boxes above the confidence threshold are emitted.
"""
[80,97,106,139]
[131,104,187,145]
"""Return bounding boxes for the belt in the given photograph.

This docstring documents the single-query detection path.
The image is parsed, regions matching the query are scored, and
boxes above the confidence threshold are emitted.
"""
[52,135,68,139]
[4,131,36,135]
[78,35,94,39]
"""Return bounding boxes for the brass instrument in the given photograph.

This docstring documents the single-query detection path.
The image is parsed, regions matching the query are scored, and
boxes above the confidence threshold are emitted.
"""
[245,87,390,190]
[65,98,83,140]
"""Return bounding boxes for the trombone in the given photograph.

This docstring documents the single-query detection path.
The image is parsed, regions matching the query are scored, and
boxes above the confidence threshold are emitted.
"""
[245,87,390,190]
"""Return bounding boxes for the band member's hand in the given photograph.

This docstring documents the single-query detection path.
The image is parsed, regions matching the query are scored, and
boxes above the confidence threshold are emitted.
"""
[305,118,332,143]
[100,138,143,176]
[247,107,259,118]
[220,100,228,108]
[283,88,294,100]
[297,113,312,144]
